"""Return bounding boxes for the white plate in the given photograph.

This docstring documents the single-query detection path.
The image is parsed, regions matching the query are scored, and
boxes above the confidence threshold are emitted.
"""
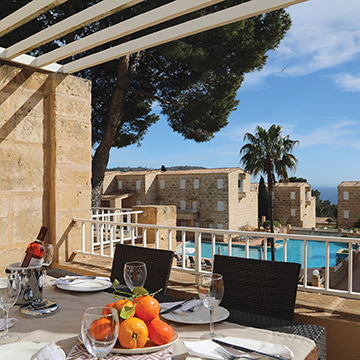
[160,305,229,324]
[112,331,179,354]
[56,278,111,292]
[78,331,179,355]
[0,342,66,360]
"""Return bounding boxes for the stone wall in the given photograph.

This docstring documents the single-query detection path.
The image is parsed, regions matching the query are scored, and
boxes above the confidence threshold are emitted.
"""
[0,60,92,272]
[338,183,360,228]
[273,183,315,228]
[228,171,258,230]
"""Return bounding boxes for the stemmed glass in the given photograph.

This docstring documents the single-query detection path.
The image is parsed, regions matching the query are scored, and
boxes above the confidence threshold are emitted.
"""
[81,306,119,359]
[123,262,147,291]
[198,273,224,339]
[42,243,54,285]
[0,272,21,344]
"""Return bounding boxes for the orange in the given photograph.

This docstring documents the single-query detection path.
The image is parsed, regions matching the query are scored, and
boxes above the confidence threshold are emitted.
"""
[147,317,173,345]
[89,318,114,341]
[102,302,115,315]
[118,317,148,349]
[134,295,160,322]
[113,299,135,319]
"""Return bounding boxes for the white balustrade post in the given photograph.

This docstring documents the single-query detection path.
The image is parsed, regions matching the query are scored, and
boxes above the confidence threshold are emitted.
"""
[228,235,232,257]
[348,242,353,293]
[168,229,172,251]
[143,227,147,247]
[303,239,308,288]
[182,231,186,268]
[110,224,114,258]
[155,228,159,249]
[245,236,249,258]
[195,232,202,272]
[211,233,216,260]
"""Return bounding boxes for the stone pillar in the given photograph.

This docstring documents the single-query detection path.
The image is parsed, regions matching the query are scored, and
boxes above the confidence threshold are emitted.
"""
[0,60,92,272]
[132,205,177,251]
[48,73,92,264]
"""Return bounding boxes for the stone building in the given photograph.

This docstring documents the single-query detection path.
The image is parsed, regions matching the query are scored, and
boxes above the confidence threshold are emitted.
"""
[337,182,360,228]
[102,167,258,231]
[273,182,316,228]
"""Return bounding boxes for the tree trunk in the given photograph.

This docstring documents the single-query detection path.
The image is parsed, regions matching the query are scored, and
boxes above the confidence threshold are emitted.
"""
[267,172,275,261]
[91,56,130,207]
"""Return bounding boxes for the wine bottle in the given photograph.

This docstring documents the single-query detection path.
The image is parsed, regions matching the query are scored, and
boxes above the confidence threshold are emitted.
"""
[20,226,48,267]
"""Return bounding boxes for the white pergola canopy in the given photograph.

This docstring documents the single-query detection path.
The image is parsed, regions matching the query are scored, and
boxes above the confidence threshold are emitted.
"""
[0,0,307,74]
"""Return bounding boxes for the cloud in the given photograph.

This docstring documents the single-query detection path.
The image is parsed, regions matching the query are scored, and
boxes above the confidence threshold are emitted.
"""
[293,120,359,148]
[333,73,360,92]
[243,0,360,87]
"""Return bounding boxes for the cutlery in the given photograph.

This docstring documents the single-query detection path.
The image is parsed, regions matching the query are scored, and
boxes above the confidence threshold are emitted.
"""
[212,339,291,360]
[185,302,202,313]
[159,297,195,315]
[214,345,255,359]
[61,276,96,283]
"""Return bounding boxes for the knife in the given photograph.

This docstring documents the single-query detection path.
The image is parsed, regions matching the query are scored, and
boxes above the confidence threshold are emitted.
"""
[159,297,195,315]
[212,339,291,360]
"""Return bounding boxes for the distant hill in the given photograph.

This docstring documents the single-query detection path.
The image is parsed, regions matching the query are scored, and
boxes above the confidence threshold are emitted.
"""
[107,165,206,172]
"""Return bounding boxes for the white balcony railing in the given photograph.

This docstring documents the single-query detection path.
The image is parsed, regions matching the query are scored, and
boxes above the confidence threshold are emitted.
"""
[73,215,360,300]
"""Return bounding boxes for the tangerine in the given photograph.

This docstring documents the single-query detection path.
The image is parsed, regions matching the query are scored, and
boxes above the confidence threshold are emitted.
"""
[102,302,115,315]
[89,317,114,341]
[147,317,173,345]
[134,295,160,322]
[118,317,148,349]
[113,298,135,319]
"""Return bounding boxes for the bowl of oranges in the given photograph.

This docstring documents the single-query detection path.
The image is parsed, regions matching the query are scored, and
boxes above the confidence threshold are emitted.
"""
[88,285,178,354]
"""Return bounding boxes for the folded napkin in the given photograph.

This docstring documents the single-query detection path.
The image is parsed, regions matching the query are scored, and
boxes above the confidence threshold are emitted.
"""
[183,336,294,360]
[66,343,172,360]
[32,341,63,360]
[55,276,110,286]
[0,317,18,331]
[160,300,202,314]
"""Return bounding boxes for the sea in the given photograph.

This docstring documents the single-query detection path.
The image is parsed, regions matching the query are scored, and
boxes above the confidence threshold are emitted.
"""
[313,186,337,204]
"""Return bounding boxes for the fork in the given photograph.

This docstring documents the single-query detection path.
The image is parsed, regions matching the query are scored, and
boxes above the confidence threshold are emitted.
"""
[214,346,256,360]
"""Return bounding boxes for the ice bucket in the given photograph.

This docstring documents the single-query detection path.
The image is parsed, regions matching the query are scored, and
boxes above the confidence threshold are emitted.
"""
[6,262,44,305]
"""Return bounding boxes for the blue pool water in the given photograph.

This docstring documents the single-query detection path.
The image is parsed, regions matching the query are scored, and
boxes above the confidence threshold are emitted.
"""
[183,239,348,268]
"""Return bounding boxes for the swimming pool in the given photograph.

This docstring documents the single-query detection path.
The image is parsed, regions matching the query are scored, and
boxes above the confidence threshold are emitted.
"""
[182,239,348,268]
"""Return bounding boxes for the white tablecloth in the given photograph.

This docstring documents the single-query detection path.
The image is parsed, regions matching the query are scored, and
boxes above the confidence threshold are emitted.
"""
[6,283,316,359]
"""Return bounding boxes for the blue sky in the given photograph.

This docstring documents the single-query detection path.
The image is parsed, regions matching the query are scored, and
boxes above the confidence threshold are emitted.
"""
[108,0,360,188]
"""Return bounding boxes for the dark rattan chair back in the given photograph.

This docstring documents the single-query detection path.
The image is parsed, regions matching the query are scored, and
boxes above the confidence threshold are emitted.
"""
[111,244,174,294]
[213,255,301,320]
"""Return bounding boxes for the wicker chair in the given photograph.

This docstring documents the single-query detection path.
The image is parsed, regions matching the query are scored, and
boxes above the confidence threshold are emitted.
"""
[110,244,174,294]
[213,255,301,320]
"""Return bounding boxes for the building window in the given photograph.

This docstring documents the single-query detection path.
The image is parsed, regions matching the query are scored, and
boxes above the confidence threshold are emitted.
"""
[291,209,296,216]
[344,191,349,200]
[136,200,141,206]
[194,222,200,227]
[217,201,224,212]
[194,179,199,189]
[159,200,164,205]
[344,210,349,219]
[180,200,186,210]
[209,223,214,229]
[238,178,244,192]
[217,224,224,230]
[136,180,141,190]
[217,179,223,189]
[290,191,295,200]
[180,179,186,189]
[192,201,197,211]
[118,180,122,190]
[160,179,165,189]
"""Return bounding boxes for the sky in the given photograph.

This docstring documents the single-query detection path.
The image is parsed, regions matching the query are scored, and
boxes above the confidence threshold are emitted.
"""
[107,0,360,189]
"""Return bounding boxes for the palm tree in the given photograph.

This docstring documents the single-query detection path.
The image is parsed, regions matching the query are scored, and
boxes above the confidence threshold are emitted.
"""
[240,124,299,261]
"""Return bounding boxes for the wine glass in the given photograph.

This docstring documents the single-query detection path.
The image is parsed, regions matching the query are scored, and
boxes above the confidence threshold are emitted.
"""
[81,306,119,359]
[123,261,147,291]
[0,272,21,344]
[42,244,54,285]
[198,273,224,339]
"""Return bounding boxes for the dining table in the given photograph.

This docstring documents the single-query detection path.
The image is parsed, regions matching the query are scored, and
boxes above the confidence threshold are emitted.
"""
[1,272,324,360]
